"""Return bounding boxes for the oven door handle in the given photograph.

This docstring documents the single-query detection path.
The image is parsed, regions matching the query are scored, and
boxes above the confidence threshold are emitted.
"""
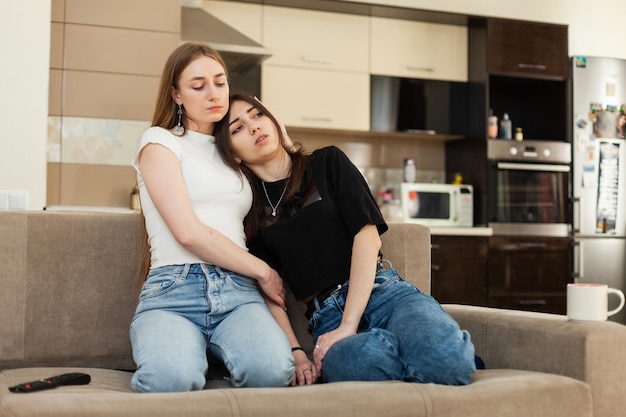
[496,162,570,172]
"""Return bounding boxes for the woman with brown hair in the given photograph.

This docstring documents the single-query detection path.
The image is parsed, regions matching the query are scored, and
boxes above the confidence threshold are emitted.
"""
[217,94,476,385]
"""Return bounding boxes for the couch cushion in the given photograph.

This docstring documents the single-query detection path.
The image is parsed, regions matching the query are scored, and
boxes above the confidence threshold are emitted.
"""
[0,211,146,371]
[1,368,591,417]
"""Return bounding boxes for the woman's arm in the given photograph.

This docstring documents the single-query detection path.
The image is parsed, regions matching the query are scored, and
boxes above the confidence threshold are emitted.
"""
[139,143,285,308]
[265,298,318,385]
[312,223,381,370]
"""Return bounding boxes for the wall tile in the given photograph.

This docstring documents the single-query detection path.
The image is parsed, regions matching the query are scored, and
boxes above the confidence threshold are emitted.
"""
[47,116,62,163]
[64,0,180,33]
[57,163,137,207]
[46,163,61,206]
[64,24,178,76]
[63,70,158,120]
[48,69,63,116]
[50,22,64,69]
[51,0,65,23]
[59,117,149,166]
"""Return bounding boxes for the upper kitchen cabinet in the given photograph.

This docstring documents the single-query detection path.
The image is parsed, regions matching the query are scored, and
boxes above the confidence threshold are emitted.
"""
[262,6,369,72]
[261,66,370,130]
[260,6,370,130]
[370,17,467,82]
[463,17,570,141]
[487,19,568,79]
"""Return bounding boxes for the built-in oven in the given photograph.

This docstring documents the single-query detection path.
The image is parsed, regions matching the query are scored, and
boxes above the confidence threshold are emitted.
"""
[487,140,573,314]
[487,140,572,237]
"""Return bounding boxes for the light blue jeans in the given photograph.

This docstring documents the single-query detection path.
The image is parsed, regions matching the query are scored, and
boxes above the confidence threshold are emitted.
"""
[130,263,294,392]
[308,264,476,385]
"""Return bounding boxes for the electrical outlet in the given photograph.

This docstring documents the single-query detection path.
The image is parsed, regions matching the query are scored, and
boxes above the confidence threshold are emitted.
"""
[0,190,28,210]
[9,191,28,210]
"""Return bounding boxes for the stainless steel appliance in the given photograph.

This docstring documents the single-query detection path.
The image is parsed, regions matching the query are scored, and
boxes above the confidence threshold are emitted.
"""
[486,139,573,314]
[572,56,626,324]
[487,139,571,237]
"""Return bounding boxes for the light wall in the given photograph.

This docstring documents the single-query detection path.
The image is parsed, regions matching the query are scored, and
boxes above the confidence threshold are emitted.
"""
[2,0,626,209]
[0,1,50,210]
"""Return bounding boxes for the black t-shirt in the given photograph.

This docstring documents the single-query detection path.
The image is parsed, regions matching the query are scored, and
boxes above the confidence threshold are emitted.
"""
[248,146,388,300]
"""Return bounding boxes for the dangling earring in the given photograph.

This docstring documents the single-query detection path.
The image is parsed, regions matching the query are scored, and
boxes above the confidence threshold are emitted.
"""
[171,104,184,135]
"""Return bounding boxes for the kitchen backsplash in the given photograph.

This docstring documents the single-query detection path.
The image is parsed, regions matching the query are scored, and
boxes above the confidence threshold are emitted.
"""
[47,116,445,209]
[48,116,148,165]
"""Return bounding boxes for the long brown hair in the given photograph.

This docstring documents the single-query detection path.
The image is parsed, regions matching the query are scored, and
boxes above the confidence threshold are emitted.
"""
[215,94,310,240]
[136,43,229,285]
[152,43,229,134]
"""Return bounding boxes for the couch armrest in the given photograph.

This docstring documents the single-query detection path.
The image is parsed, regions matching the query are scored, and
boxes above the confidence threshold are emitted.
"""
[445,304,626,417]
[381,223,431,294]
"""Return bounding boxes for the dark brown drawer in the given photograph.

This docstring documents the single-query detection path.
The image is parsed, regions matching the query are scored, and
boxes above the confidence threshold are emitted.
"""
[489,294,566,315]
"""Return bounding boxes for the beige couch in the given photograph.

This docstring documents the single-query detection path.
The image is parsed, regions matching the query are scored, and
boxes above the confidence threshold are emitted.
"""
[1,211,625,417]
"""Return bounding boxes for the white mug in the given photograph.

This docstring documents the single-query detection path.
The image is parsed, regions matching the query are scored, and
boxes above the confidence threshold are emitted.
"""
[567,283,625,321]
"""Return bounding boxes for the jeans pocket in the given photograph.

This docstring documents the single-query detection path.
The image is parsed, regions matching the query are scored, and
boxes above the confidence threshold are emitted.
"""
[226,273,258,292]
[140,266,188,299]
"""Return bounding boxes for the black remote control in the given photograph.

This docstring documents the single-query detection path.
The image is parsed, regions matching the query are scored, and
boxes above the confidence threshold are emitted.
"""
[8,373,91,393]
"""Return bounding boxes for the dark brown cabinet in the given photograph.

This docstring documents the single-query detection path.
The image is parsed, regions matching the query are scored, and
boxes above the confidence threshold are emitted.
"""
[431,236,488,306]
[487,19,569,78]
[488,236,572,314]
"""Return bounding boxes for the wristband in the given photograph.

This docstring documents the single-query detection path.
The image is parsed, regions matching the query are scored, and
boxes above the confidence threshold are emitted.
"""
[291,346,305,353]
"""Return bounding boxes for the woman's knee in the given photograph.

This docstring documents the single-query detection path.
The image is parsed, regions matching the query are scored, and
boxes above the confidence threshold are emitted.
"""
[322,329,404,382]
[131,360,207,392]
[229,354,294,387]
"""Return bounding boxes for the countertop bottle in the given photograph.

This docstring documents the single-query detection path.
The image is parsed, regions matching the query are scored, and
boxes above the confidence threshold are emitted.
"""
[500,113,513,139]
[500,113,512,139]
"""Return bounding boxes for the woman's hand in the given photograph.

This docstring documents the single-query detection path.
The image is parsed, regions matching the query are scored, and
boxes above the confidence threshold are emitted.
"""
[292,350,319,385]
[257,267,286,310]
[312,325,357,373]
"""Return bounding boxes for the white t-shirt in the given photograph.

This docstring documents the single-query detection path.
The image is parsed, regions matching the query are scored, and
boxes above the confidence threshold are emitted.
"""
[132,127,252,268]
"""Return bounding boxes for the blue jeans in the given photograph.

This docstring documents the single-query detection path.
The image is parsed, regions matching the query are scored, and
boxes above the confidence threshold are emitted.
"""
[130,263,294,392]
[308,264,476,385]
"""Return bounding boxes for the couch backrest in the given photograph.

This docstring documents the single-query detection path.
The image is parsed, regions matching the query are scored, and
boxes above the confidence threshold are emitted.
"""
[0,212,430,369]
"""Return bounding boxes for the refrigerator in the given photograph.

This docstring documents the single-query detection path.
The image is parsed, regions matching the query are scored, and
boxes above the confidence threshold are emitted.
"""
[571,56,626,324]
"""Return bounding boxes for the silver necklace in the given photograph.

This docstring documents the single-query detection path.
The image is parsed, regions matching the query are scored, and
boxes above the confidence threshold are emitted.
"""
[261,180,288,216]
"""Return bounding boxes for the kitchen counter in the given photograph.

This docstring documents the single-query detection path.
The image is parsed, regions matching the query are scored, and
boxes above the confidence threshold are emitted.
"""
[386,222,492,236]
[429,226,492,236]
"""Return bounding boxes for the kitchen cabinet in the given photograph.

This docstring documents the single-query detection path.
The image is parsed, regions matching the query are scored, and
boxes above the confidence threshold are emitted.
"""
[430,236,488,306]
[370,17,467,82]
[260,6,370,130]
[469,17,570,141]
[488,236,572,314]
[446,17,569,226]
[261,66,370,130]
[262,6,369,72]
[487,19,568,79]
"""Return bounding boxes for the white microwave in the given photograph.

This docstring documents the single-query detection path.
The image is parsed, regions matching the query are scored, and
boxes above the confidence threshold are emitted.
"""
[400,183,473,227]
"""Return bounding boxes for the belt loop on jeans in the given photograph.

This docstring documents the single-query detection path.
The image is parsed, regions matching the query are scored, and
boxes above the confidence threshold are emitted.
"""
[377,259,392,270]
[305,283,344,320]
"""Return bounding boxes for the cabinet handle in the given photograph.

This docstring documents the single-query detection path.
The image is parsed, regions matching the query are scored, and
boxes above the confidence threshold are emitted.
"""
[572,197,581,234]
[406,66,435,73]
[518,299,547,306]
[431,243,440,250]
[517,63,547,71]
[572,240,583,280]
[302,116,332,123]
[302,56,333,65]
[517,242,547,249]
[431,264,440,271]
